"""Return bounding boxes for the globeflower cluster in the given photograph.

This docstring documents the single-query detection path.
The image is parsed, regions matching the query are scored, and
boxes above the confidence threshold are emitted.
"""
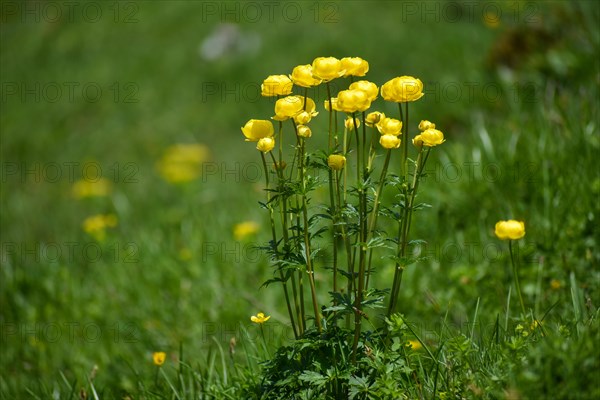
[240,57,446,360]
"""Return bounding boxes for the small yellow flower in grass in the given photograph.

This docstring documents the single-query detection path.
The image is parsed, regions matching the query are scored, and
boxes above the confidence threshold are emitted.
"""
[341,57,369,77]
[234,221,259,241]
[381,76,424,103]
[290,64,322,87]
[349,80,378,102]
[380,134,401,149]
[256,137,275,153]
[365,111,385,127]
[251,312,270,324]
[418,120,436,131]
[241,119,274,142]
[495,220,525,240]
[261,74,293,97]
[328,154,346,171]
[336,89,371,113]
[153,352,166,366]
[407,340,422,350]
[344,116,360,131]
[157,143,210,183]
[312,56,345,82]
[376,117,402,136]
[297,125,312,138]
[72,178,112,199]
[550,279,561,290]
[83,214,118,241]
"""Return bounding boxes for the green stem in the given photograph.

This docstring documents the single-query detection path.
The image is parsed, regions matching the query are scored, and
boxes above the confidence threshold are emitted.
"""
[365,149,392,290]
[261,152,298,339]
[352,112,367,363]
[299,137,322,332]
[270,151,303,336]
[509,240,526,317]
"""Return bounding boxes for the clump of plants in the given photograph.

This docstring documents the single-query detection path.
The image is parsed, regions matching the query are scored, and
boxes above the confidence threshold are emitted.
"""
[241,57,447,398]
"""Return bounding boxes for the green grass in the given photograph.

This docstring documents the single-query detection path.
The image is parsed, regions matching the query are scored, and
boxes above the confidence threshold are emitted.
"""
[1,0,599,398]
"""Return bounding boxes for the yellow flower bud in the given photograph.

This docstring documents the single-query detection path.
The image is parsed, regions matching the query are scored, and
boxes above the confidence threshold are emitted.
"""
[297,125,312,138]
[294,111,312,125]
[349,80,378,102]
[345,116,360,131]
[365,111,385,126]
[261,74,293,97]
[376,117,402,136]
[341,57,369,77]
[419,128,445,147]
[324,97,340,112]
[336,89,371,113]
[412,134,423,147]
[290,64,322,87]
[273,161,287,171]
[241,119,274,142]
[381,76,424,103]
[494,220,525,240]
[380,134,401,149]
[418,120,436,131]
[312,57,344,82]
[256,137,275,153]
[327,154,346,170]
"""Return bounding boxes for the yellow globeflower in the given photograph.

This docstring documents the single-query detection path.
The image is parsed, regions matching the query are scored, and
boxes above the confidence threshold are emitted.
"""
[312,57,344,82]
[241,119,274,142]
[261,75,293,97]
[380,134,401,149]
[341,57,369,77]
[327,154,346,170]
[349,80,378,102]
[273,95,317,121]
[297,125,312,138]
[365,111,385,126]
[273,95,304,121]
[290,64,322,87]
[419,128,445,147]
[381,76,424,103]
[250,312,271,324]
[324,97,341,112]
[345,116,360,131]
[418,120,436,131]
[153,352,166,366]
[376,117,402,136]
[336,89,371,113]
[495,220,525,240]
[256,137,275,153]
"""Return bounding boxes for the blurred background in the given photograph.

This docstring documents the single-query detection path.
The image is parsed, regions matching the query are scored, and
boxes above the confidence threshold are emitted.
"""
[1,0,598,394]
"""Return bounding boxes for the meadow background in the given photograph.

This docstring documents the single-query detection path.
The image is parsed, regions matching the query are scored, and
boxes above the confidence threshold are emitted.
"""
[1,0,599,398]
